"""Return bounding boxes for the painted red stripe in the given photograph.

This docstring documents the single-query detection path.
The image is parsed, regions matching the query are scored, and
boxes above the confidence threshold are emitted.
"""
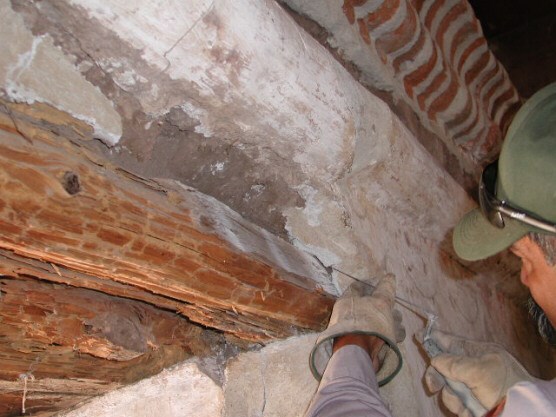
[428,76,459,119]
[435,2,467,50]
[377,6,418,55]
[423,0,446,28]
[403,46,438,99]
[464,50,489,85]
[472,60,499,102]
[483,72,506,114]
[445,89,473,130]
[358,18,372,44]
[343,0,370,24]
[449,22,479,64]
[499,101,521,136]
[453,108,480,141]
[417,71,447,111]
[393,27,425,72]
[490,85,516,122]
[457,37,486,73]
[367,0,401,30]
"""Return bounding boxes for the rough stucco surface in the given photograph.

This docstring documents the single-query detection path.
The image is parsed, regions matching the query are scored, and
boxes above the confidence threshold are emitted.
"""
[224,335,320,417]
[1,0,554,416]
[57,362,224,417]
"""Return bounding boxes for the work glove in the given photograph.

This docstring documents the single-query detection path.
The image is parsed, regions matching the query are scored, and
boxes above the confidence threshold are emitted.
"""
[422,329,534,417]
[309,273,406,386]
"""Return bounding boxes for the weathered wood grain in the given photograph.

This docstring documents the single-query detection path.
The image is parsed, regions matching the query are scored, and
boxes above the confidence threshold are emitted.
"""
[0,275,223,416]
[0,101,335,342]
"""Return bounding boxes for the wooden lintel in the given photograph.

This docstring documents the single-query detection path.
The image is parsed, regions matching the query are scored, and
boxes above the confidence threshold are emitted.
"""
[0,101,335,342]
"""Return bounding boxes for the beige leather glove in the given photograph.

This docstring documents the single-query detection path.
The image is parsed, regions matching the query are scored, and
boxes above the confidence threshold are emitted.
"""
[309,273,406,386]
[424,329,534,417]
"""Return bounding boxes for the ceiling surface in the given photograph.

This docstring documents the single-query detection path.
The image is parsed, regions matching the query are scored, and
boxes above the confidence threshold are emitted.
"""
[469,0,556,97]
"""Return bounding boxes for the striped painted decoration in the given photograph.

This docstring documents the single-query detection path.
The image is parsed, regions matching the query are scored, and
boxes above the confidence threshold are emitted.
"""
[343,0,521,162]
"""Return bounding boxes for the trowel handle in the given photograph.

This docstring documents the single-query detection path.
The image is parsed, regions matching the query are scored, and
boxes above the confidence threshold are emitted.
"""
[444,377,488,417]
[423,338,488,417]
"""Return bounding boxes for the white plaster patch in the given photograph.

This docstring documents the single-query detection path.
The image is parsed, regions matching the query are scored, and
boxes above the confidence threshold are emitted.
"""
[180,102,213,138]
[58,361,223,417]
[289,238,341,268]
[98,57,148,90]
[295,184,323,227]
[210,162,225,175]
[243,184,265,202]
[5,36,43,88]
[68,0,215,71]
[250,184,264,194]
[283,184,357,277]
[149,83,160,103]
[69,0,363,180]
[0,2,122,145]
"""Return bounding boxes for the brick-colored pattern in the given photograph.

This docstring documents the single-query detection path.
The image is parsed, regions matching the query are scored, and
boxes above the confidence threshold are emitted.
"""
[343,0,521,162]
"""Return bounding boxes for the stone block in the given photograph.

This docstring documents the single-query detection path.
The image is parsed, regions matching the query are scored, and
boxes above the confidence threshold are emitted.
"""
[224,334,319,417]
[58,362,223,417]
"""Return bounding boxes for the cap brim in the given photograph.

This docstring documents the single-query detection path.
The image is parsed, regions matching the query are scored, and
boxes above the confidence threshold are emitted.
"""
[453,208,531,261]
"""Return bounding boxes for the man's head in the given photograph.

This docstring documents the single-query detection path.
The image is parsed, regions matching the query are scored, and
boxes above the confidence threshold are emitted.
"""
[453,83,556,343]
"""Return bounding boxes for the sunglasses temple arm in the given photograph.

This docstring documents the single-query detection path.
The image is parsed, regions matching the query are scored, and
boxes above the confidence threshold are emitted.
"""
[498,205,556,234]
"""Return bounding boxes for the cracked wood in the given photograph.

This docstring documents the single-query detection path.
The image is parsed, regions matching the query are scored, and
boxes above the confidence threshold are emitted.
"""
[0,275,222,417]
[0,100,335,342]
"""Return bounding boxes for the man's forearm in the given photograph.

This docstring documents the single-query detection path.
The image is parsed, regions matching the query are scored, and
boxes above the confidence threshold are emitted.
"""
[304,345,392,417]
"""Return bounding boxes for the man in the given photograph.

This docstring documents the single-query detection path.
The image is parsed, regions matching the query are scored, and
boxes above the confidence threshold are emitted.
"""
[453,82,556,346]
[437,82,556,415]
[305,83,556,417]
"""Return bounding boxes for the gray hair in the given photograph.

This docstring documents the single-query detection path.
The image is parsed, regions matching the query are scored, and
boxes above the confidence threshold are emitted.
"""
[529,232,556,266]
[527,296,556,346]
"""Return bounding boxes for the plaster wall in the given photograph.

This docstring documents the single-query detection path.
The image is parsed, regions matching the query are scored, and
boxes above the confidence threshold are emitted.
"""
[0,1,552,416]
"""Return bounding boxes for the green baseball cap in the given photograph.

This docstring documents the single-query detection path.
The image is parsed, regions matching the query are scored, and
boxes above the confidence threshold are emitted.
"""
[453,82,556,261]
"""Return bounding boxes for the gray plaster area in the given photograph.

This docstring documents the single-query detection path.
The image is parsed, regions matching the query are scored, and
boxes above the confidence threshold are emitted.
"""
[2,1,554,416]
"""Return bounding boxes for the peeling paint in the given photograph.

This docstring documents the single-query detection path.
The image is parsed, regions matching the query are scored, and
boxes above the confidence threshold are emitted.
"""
[295,184,323,227]
[210,162,225,175]
[180,102,214,138]
[98,58,148,90]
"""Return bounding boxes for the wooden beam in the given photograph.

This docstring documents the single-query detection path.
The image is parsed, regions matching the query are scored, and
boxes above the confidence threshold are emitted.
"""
[0,100,335,342]
[0,275,222,416]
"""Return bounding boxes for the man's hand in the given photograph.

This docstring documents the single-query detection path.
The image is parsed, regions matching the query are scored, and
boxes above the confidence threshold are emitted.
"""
[309,273,406,386]
[423,330,534,416]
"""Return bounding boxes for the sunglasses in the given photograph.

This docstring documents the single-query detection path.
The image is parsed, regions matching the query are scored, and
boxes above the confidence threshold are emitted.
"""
[479,160,556,233]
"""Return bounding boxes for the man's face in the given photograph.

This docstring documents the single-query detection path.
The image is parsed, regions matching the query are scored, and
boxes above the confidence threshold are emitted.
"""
[511,236,556,345]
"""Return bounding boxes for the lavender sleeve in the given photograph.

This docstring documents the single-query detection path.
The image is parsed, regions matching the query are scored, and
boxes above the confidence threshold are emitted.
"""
[304,345,393,417]
[499,379,556,417]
